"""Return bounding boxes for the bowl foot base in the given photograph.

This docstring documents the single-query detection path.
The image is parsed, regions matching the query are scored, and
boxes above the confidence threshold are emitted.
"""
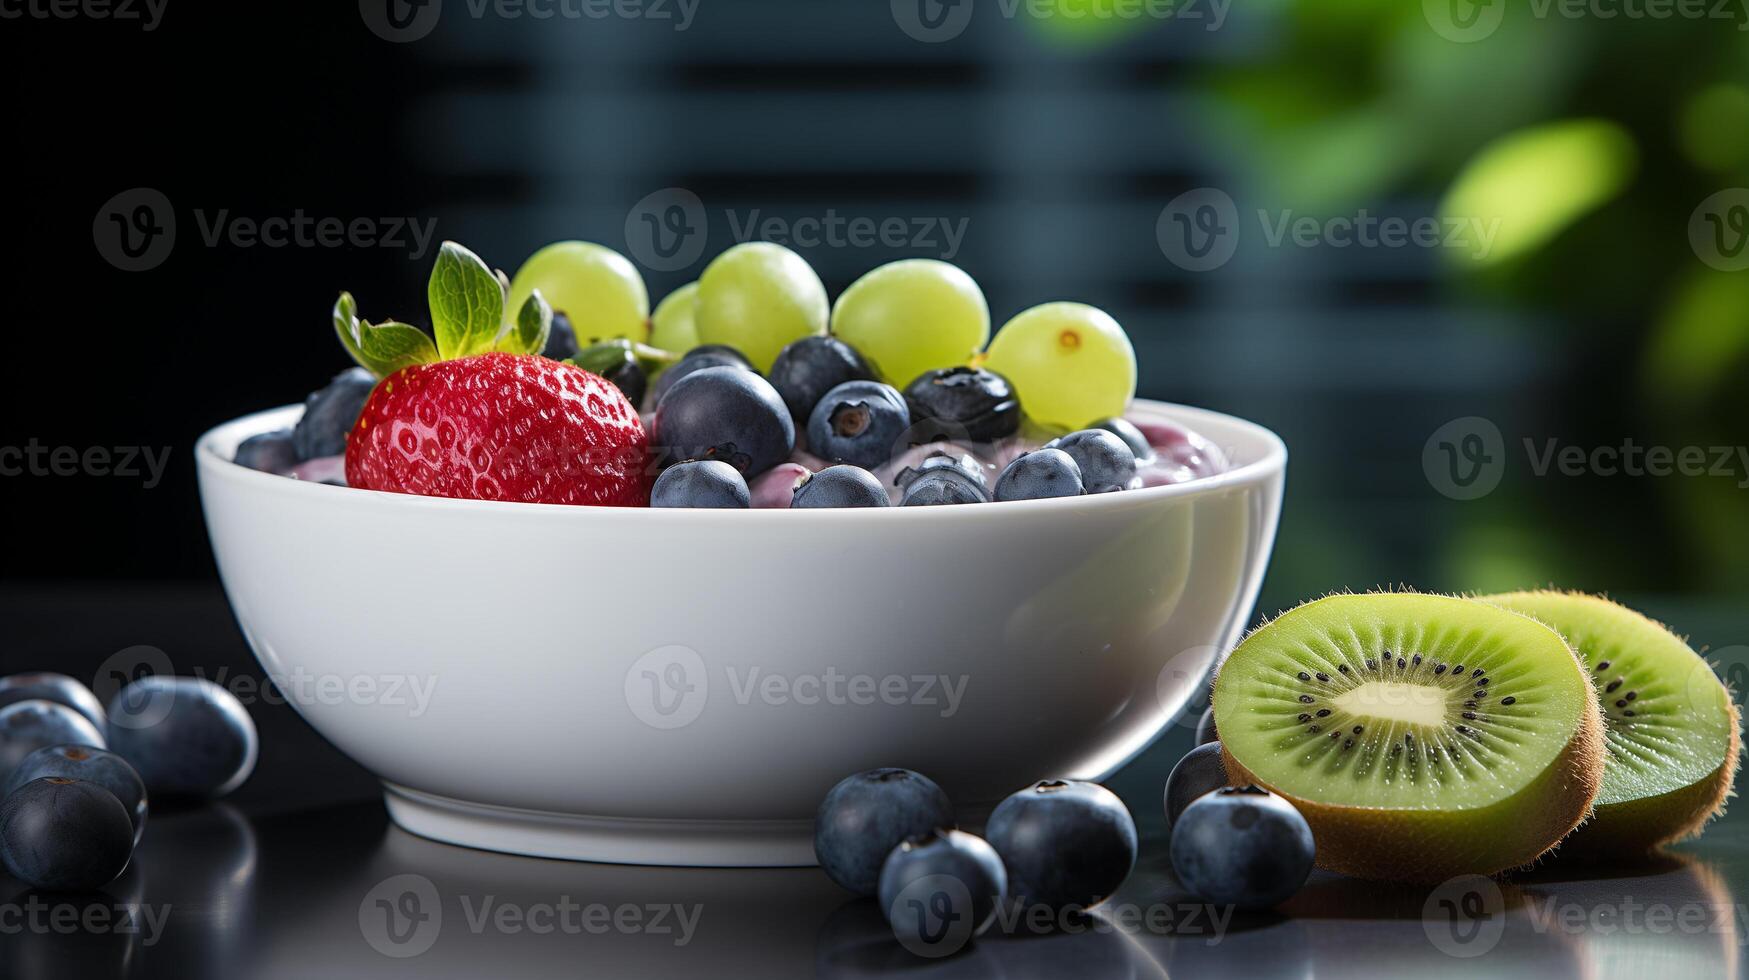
[382,783,818,867]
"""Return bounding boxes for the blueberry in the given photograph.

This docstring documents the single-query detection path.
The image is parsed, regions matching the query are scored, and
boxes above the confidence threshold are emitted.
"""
[993,449,1084,502]
[878,829,1007,955]
[234,430,300,473]
[5,745,147,844]
[650,459,751,508]
[603,359,648,409]
[542,311,582,361]
[0,673,106,731]
[815,767,955,896]
[650,344,755,405]
[899,466,989,506]
[1195,705,1219,746]
[792,465,891,508]
[654,366,796,477]
[573,339,652,408]
[984,779,1137,912]
[293,367,376,459]
[896,451,987,492]
[769,336,876,428]
[0,701,105,787]
[1091,416,1156,463]
[1169,785,1315,909]
[903,367,1021,443]
[1044,430,1139,493]
[0,778,134,891]
[105,677,257,800]
[1164,741,1228,830]
[807,381,911,470]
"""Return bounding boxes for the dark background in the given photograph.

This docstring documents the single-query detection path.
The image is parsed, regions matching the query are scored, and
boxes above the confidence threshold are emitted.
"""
[2,0,1747,852]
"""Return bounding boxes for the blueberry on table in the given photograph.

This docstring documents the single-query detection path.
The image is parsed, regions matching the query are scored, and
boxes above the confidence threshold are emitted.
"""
[1164,741,1228,829]
[105,677,257,800]
[1091,416,1155,463]
[0,672,106,731]
[902,367,1021,443]
[0,777,135,891]
[1169,785,1314,910]
[651,459,751,509]
[879,829,1007,956]
[792,465,891,508]
[984,779,1137,912]
[769,336,876,428]
[993,448,1084,501]
[0,700,105,786]
[807,380,911,470]
[234,430,300,473]
[650,344,755,405]
[542,311,582,361]
[1044,429,1139,493]
[653,366,795,477]
[815,767,955,896]
[293,367,377,460]
[6,745,147,844]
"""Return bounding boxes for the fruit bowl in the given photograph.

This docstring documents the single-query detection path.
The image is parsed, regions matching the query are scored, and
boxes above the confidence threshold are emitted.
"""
[196,398,1286,866]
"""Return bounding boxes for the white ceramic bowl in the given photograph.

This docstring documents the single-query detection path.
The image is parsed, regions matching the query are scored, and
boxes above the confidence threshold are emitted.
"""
[196,399,1285,866]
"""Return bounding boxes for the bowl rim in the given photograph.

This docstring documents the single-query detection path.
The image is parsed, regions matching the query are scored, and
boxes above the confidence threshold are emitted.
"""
[196,397,1287,520]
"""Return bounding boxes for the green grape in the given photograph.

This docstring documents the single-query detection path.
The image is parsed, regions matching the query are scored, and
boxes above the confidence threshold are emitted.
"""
[982,302,1137,431]
[649,281,700,353]
[694,242,828,371]
[830,260,989,388]
[509,241,650,344]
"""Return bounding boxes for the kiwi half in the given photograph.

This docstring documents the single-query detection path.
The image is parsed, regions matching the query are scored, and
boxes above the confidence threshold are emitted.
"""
[1213,592,1604,882]
[1483,591,1741,856]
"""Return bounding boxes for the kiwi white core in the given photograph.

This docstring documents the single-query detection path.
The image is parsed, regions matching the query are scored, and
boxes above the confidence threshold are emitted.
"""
[1334,683,1447,726]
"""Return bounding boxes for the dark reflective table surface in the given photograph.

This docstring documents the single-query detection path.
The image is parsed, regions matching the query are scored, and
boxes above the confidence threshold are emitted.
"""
[7,797,1744,979]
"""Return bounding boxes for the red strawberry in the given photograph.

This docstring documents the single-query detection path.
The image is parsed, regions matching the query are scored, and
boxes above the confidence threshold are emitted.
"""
[346,353,649,506]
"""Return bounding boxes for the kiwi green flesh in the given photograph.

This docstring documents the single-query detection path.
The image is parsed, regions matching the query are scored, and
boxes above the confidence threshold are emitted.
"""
[1214,593,1591,811]
[1484,591,1735,808]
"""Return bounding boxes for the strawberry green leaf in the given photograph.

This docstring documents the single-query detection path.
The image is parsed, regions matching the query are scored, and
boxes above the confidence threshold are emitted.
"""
[333,292,439,379]
[427,241,505,360]
[498,289,553,357]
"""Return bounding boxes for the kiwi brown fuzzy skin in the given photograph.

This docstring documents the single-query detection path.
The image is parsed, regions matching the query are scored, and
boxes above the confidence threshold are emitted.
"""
[1213,590,1607,883]
[1478,590,1743,858]
[1220,689,1604,882]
